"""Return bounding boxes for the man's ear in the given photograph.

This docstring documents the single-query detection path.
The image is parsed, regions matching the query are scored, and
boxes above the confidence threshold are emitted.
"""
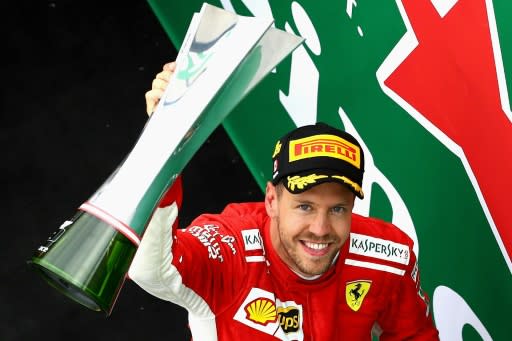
[265,181,278,218]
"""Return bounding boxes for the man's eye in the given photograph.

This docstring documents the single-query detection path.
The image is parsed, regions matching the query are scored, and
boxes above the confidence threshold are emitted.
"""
[332,206,346,214]
[298,204,311,211]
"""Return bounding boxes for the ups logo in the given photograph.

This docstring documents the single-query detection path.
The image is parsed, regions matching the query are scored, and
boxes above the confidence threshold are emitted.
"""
[277,306,300,334]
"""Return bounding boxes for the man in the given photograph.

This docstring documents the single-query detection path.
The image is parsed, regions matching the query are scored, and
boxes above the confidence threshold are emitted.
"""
[128,63,439,340]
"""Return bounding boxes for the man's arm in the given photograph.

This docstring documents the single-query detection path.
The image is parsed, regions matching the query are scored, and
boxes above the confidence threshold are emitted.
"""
[128,182,245,316]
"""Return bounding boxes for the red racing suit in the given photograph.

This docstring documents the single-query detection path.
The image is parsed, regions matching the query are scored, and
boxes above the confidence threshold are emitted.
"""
[130,201,439,340]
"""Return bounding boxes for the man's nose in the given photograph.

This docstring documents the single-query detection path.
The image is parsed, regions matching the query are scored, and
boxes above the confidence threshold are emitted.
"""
[309,213,331,237]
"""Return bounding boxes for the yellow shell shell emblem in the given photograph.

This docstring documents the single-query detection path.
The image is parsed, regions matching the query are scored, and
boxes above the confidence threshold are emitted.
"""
[244,298,277,325]
[346,280,372,312]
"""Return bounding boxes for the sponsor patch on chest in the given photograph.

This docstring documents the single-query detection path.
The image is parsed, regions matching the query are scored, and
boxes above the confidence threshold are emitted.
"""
[242,229,263,251]
[349,233,410,265]
[345,280,372,311]
[233,288,304,340]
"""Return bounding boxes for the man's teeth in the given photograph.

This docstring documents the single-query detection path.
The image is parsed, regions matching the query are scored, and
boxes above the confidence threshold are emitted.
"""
[304,241,328,250]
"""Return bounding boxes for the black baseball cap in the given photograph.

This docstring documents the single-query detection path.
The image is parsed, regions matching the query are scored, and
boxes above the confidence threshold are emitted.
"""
[271,122,364,199]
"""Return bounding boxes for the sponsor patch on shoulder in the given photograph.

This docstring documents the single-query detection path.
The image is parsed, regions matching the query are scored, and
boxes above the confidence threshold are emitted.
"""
[242,229,263,251]
[349,233,410,265]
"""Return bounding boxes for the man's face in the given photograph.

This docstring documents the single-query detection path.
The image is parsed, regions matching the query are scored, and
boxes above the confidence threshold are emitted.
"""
[266,181,355,277]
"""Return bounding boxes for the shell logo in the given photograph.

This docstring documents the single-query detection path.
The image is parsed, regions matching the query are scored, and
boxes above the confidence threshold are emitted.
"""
[244,297,278,325]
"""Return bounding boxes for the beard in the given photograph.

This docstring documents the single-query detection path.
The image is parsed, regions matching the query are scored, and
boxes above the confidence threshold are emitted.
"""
[276,220,338,277]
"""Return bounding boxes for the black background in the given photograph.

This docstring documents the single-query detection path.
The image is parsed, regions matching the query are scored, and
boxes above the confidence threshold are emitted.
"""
[3,1,262,340]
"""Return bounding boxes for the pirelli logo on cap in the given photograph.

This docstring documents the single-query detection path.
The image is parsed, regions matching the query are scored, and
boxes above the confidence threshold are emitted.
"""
[289,134,361,168]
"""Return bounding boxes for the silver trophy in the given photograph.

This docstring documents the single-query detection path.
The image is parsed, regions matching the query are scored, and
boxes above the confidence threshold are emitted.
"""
[28,3,303,315]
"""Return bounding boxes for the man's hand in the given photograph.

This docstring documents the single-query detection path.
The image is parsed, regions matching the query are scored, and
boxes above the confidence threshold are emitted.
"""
[145,61,176,116]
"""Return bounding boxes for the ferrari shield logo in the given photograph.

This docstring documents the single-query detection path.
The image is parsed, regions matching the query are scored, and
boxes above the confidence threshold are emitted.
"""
[346,280,371,312]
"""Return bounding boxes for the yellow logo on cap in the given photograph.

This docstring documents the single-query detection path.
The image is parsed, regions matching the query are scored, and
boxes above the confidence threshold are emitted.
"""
[289,134,361,168]
[331,175,363,197]
[346,280,371,312]
[272,140,282,158]
[287,174,328,192]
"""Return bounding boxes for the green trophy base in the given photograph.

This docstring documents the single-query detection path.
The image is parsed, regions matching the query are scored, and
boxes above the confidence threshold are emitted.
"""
[28,211,136,315]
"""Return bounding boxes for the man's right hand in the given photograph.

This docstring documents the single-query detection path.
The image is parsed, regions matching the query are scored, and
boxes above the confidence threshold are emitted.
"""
[145,61,176,116]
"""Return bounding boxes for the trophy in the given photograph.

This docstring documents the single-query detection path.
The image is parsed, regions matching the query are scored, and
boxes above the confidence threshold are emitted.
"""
[28,3,303,315]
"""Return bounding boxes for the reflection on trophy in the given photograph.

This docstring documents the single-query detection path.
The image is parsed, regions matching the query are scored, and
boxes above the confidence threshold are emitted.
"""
[28,3,303,315]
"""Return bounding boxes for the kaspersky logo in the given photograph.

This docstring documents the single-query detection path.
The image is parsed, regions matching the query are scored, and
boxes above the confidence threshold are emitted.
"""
[349,233,410,265]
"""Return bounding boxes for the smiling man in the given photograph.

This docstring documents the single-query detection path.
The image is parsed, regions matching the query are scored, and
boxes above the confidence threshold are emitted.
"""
[267,124,361,280]
[269,180,354,278]
[129,65,439,340]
